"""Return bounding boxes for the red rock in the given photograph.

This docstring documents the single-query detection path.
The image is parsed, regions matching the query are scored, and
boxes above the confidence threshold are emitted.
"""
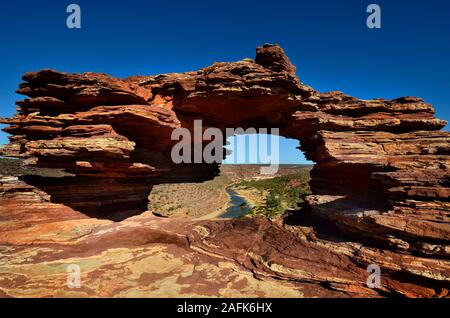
[0,44,449,297]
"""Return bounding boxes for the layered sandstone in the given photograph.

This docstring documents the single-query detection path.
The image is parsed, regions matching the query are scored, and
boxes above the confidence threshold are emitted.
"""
[0,176,448,297]
[0,44,449,297]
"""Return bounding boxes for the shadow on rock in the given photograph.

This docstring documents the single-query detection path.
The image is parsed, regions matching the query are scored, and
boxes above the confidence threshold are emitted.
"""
[20,175,153,222]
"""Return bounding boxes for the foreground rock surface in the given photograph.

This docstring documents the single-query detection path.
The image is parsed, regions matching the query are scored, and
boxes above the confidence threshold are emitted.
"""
[0,44,449,297]
[0,178,448,298]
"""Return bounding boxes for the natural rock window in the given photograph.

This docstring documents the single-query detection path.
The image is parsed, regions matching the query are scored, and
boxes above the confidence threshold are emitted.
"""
[0,44,448,297]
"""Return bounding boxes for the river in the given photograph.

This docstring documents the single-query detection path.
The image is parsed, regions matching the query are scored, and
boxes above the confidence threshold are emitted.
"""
[219,188,252,218]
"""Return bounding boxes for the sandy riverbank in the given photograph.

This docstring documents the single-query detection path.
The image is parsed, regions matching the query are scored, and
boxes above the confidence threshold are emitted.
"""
[196,186,267,220]
[231,186,267,208]
[194,196,231,220]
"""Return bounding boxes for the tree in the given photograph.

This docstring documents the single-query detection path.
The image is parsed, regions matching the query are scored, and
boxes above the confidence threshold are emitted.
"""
[266,191,282,211]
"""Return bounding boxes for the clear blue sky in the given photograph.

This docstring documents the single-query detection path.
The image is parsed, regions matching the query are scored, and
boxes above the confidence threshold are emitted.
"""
[0,0,449,164]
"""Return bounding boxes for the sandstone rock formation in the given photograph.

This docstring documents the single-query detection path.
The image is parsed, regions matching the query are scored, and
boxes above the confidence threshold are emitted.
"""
[0,44,448,297]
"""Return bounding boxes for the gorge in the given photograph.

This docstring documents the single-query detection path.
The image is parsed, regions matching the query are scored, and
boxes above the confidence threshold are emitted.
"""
[0,44,448,298]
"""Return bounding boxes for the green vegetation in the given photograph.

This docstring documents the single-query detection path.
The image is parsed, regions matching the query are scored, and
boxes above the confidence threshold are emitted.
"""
[1,159,312,220]
[235,170,311,218]
[250,191,283,218]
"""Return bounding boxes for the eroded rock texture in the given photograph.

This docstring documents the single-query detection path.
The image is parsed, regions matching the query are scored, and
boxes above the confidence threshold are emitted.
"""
[0,44,449,297]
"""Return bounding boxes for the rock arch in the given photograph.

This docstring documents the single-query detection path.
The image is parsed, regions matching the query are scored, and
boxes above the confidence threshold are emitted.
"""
[1,44,449,257]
